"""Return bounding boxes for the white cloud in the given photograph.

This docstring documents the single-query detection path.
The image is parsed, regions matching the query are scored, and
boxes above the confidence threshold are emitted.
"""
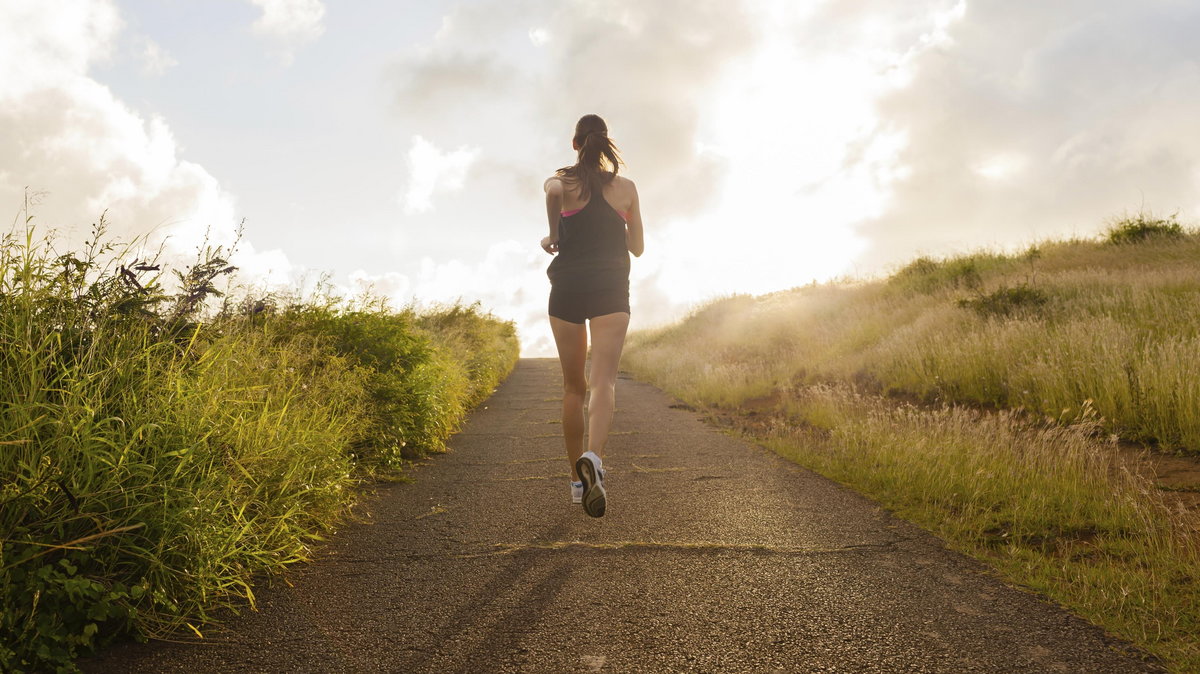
[348,269,411,300]
[0,0,120,98]
[349,239,555,354]
[849,0,1200,271]
[247,0,326,64]
[400,135,480,214]
[139,38,178,76]
[0,0,292,288]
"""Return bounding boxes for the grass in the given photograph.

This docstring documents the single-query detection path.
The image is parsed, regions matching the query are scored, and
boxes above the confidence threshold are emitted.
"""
[624,214,1200,671]
[762,385,1198,668]
[628,220,1200,453]
[0,218,518,671]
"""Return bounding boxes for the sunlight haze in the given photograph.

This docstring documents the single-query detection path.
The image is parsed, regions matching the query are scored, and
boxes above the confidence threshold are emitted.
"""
[4,0,1199,355]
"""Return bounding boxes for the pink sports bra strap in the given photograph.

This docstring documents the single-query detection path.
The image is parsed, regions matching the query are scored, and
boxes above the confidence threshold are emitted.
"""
[561,208,628,220]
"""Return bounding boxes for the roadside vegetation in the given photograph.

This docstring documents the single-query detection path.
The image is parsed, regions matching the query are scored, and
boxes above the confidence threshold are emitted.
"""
[0,218,519,672]
[624,214,1200,670]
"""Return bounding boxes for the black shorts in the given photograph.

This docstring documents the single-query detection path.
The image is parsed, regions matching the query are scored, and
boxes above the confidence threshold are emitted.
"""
[548,285,630,324]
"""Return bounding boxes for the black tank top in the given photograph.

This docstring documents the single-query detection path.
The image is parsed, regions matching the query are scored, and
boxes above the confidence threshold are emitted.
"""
[546,192,630,292]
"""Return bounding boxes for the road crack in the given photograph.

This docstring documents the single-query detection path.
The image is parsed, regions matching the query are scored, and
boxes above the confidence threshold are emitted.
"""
[453,537,912,559]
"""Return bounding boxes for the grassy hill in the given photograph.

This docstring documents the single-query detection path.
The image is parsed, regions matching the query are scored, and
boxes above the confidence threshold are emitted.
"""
[629,214,1200,454]
[624,214,1200,671]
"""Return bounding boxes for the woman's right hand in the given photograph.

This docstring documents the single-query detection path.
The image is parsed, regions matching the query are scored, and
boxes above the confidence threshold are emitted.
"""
[540,236,559,254]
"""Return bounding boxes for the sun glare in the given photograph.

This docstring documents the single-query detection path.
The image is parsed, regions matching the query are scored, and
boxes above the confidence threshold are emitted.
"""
[646,5,907,303]
[973,153,1027,181]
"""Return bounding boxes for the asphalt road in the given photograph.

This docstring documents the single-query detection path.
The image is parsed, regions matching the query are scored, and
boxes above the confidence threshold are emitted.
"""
[87,358,1160,673]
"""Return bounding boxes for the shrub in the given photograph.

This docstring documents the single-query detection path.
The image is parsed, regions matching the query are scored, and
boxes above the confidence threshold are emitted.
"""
[280,306,445,466]
[415,302,520,407]
[1105,214,1185,245]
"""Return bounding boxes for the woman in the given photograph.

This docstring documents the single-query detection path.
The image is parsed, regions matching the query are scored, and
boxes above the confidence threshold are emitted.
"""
[541,114,644,518]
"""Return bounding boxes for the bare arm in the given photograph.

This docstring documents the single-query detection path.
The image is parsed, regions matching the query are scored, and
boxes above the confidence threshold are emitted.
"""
[542,177,563,254]
[625,181,645,257]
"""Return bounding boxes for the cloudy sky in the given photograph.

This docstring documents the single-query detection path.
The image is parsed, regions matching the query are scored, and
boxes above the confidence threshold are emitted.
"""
[4,1,1199,355]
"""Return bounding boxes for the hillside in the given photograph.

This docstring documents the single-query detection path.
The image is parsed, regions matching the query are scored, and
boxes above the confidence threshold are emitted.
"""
[629,214,1200,454]
[623,215,1200,671]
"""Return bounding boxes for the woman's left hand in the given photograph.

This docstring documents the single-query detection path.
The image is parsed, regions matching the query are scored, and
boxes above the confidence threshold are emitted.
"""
[540,236,559,254]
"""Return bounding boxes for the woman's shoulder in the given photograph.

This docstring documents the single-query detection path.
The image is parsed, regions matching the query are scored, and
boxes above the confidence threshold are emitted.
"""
[610,174,637,191]
[610,174,638,200]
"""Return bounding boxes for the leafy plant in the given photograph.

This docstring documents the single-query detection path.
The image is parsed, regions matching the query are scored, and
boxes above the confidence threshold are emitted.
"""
[1105,213,1185,244]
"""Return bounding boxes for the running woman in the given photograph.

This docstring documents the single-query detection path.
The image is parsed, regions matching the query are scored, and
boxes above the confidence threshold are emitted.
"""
[541,114,645,518]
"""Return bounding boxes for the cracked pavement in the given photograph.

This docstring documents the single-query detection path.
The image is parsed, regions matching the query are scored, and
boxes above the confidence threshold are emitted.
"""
[86,359,1161,672]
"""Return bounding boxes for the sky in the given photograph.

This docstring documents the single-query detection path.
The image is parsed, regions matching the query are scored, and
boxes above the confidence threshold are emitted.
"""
[3,0,1199,356]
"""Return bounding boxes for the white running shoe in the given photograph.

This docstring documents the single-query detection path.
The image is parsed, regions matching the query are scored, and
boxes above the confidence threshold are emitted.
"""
[571,481,583,504]
[575,451,606,518]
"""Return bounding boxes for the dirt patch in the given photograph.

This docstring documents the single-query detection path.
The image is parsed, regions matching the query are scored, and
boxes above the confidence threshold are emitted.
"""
[1117,444,1200,512]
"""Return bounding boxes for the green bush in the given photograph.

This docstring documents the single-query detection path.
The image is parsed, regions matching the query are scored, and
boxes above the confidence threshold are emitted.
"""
[1105,214,1185,244]
[416,302,520,406]
[0,221,518,671]
[280,306,444,467]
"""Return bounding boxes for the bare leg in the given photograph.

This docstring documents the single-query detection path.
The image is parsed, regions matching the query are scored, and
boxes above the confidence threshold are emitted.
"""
[550,316,588,480]
[585,312,630,459]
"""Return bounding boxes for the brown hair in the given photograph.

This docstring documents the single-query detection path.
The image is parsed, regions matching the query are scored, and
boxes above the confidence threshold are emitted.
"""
[555,114,622,202]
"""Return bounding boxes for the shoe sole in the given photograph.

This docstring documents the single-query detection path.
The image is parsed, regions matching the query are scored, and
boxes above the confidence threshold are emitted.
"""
[575,455,606,518]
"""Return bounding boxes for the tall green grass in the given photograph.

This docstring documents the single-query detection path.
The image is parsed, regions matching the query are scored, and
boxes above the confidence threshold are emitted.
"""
[0,221,518,671]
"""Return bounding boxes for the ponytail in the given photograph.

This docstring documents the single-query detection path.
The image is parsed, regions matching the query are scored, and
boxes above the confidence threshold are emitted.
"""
[555,114,622,202]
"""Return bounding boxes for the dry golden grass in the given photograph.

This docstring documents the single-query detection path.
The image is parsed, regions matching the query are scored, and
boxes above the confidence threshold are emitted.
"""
[760,384,1200,669]
[629,230,1200,452]
[624,221,1200,670]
